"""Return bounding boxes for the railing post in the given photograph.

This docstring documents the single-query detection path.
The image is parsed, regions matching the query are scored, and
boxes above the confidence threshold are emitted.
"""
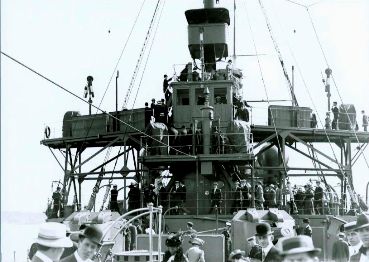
[148,203,154,262]
[158,205,163,262]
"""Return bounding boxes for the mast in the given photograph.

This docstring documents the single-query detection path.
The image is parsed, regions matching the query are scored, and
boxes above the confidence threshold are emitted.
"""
[233,0,236,65]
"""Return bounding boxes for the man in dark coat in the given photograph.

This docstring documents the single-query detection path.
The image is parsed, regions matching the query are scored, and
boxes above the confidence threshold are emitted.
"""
[61,226,103,262]
[52,186,62,218]
[128,182,141,211]
[240,180,250,208]
[158,182,168,210]
[143,184,157,206]
[255,222,280,262]
[350,213,369,262]
[170,181,182,214]
[209,181,222,214]
[110,184,120,214]
[302,218,313,237]
[332,232,350,262]
[314,181,323,215]
[331,101,339,130]
[230,181,242,214]
[163,74,173,94]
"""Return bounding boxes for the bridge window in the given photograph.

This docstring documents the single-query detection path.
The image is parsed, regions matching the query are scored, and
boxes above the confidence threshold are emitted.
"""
[196,87,205,105]
[214,88,227,104]
[177,89,189,105]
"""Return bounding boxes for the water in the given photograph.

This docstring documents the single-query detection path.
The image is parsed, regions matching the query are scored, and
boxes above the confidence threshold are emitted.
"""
[1,211,46,261]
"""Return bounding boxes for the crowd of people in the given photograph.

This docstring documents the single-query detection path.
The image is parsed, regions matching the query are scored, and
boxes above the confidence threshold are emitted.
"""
[30,210,369,262]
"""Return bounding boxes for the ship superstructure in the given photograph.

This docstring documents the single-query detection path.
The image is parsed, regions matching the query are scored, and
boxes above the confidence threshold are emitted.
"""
[39,0,369,261]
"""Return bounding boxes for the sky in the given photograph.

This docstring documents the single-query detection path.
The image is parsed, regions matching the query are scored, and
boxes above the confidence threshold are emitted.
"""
[2,0,369,213]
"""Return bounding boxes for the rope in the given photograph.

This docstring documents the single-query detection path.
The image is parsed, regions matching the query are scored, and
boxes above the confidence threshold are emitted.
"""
[244,1,289,177]
[131,0,166,109]
[1,51,196,159]
[122,0,162,109]
[258,0,298,107]
[305,7,369,184]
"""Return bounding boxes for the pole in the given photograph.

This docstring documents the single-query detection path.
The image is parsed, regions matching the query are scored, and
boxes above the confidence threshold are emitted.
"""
[233,0,236,65]
[291,66,295,107]
[148,203,153,262]
[158,205,163,262]
[215,205,219,234]
[116,70,119,112]
[200,27,205,80]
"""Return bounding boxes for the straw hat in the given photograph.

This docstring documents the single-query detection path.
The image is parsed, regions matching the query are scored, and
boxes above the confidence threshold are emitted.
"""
[35,222,73,248]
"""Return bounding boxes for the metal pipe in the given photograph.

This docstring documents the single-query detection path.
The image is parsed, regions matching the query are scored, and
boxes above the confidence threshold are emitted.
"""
[366,181,369,205]
[162,206,179,233]
[158,206,163,262]
[148,203,153,262]
[203,0,215,8]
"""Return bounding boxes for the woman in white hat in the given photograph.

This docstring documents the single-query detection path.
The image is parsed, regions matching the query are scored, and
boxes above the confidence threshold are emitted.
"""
[185,237,205,262]
[32,222,73,262]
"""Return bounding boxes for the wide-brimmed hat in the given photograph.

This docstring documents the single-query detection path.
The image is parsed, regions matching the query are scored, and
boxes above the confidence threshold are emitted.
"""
[189,237,205,246]
[35,222,73,248]
[255,222,273,236]
[229,249,245,259]
[187,221,194,227]
[166,234,182,247]
[280,235,321,256]
[80,226,103,245]
[354,213,369,231]
[344,221,357,232]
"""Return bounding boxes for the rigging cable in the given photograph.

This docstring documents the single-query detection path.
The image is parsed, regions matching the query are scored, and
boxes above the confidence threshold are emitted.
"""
[244,1,289,178]
[270,0,343,185]
[270,1,358,208]
[305,6,369,187]
[1,51,196,159]
[122,0,162,109]
[131,0,166,109]
[258,0,299,107]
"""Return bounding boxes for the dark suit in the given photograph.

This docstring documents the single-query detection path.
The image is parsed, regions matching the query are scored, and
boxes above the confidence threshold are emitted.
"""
[331,239,349,262]
[209,188,222,214]
[304,225,312,237]
[264,246,280,262]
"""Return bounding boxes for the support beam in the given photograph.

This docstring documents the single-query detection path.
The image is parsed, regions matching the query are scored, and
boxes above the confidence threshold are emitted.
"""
[286,144,335,170]
[48,147,65,172]
[253,133,277,150]
[73,136,123,171]
[288,133,342,168]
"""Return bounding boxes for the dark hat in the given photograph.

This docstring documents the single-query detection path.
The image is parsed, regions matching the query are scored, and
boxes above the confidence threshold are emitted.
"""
[354,213,369,231]
[255,222,273,236]
[344,221,357,231]
[229,249,245,260]
[280,235,321,256]
[166,234,182,247]
[187,221,194,227]
[56,186,61,190]
[113,184,117,188]
[87,76,94,82]
[80,226,103,245]
[164,74,168,78]
[303,218,310,223]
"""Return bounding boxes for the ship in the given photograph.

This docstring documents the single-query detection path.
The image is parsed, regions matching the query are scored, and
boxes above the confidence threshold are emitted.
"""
[35,0,369,261]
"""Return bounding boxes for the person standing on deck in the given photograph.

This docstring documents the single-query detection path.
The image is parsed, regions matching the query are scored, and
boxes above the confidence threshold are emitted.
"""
[304,184,315,215]
[185,237,205,262]
[52,186,62,218]
[110,184,120,214]
[255,181,265,210]
[313,181,323,215]
[331,101,339,130]
[362,110,368,131]
[209,181,222,214]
